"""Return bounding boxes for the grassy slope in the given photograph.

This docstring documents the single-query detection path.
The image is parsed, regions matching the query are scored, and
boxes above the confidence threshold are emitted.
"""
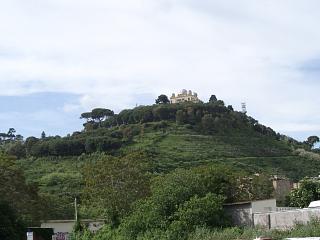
[121,123,320,180]
[17,121,320,202]
[19,156,84,193]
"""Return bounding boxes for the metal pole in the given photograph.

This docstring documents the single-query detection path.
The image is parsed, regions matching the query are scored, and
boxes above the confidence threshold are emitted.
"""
[75,197,78,221]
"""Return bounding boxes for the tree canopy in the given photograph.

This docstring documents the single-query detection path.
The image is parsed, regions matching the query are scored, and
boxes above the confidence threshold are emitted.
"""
[306,136,320,148]
[209,95,218,103]
[155,94,170,104]
[82,152,151,225]
[287,178,320,208]
[0,152,43,225]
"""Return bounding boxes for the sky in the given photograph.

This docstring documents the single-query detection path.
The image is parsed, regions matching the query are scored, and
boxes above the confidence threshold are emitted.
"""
[0,0,320,140]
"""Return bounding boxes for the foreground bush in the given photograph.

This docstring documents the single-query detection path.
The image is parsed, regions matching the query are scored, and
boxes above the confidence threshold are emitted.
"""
[188,218,320,240]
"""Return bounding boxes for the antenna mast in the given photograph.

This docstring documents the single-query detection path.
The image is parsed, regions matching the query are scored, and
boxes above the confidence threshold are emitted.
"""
[241,102,247,114]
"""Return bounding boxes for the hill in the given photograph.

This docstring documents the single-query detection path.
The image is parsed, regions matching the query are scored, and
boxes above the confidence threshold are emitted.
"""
[2,99,320,219]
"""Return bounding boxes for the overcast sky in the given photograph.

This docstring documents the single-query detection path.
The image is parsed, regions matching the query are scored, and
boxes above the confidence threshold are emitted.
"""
[1,0,320,140]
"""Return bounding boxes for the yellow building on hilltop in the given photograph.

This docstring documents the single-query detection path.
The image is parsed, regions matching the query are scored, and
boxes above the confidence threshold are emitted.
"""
[170,89,200,104]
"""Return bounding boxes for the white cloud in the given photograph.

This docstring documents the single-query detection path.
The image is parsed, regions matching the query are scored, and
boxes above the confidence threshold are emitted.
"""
[0,0,320,139]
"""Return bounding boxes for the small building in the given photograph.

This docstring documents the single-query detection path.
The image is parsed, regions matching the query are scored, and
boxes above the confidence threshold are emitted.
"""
[224,199,277,227]
[272,176,294,203]
[170,89,200,104]
[41,219,105,237]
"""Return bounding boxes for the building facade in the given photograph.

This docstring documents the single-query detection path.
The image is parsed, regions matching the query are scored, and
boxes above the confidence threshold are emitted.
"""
[224,199,277,227]
[170,89,200,104]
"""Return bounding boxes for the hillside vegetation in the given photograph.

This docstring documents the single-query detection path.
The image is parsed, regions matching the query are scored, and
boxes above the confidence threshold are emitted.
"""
[1,96,320,239]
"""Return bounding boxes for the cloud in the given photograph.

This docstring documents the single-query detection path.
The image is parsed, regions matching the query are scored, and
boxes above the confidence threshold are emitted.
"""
[0,0,320,139]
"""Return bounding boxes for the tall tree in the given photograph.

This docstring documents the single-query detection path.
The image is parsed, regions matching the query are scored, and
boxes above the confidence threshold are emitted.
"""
[91,108,114,123]
[81,108,114,126]
[7,128,16,140]
[41,131,46,139]
[209,95,217,103]
[306,136,320,148]
[155,94,170,104]
[80,112,92,122]
[82,152,150,225]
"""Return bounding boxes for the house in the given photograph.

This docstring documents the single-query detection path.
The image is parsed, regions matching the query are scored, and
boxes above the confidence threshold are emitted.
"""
[170,89,200,104]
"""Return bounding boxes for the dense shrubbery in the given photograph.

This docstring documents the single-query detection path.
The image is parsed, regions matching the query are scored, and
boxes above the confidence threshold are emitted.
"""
[82,152,151,225]
[188,218,320,240]
[70,218,320,240]
[75,164,273,240]
[84,102,279,139]
[287,177,320,208]
[0,201,25,240]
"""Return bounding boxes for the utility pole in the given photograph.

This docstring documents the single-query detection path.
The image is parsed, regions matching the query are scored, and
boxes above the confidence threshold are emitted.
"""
[74,197,78,221]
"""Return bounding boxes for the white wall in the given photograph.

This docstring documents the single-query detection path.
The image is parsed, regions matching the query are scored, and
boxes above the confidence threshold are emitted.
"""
[252,199,277,213]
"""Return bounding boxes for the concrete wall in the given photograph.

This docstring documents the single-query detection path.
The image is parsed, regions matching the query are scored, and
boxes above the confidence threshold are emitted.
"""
[252,199,276,213]
[273,179,293,202]
[41,221,74,233]
[41,220,105,233]
[224,203,253,227]
[224,199,277,227]
[254,208,320,230]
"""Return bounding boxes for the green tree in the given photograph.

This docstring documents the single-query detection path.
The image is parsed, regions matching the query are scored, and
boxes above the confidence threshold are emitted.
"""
[0,201,25,240]
[91,108,114,123]
[201,114,215,133]
[5,142,26,159]
[306,136,320,148]
[287,178,320,208]
[167,193,228,239]
[0,152,42,224]
[81,108,114,126]
[119,165,238,239]
[41,131,46,139]
[209,95,217,103]
[7,128,16,140]
[176,110,187,125]
[82,152,151,225]
[155,94,170,104]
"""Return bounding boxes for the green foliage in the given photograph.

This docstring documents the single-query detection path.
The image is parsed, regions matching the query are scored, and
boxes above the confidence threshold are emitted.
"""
[72,218,320,240]
[17,155,87,219]
[0,152,43,224]
[208,95,217,103]
[306,135,320,148]
[5,141,26,158]
[81,108,114,125]
[287,178,320,208]
[116,165,269,240]
[168,193,228,234]
[188,218,320,240]
[70,228,93,240]
[10,100,320,230]
[82,152,151,224]
[0,201,25,240]
[156,94,170,104]
[176,110,187,125]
